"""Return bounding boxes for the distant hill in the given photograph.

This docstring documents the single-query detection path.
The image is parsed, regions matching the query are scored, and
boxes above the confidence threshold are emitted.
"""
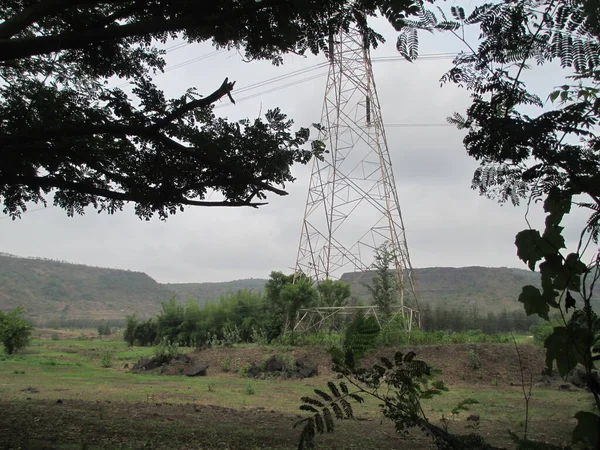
[341,266,544,314]
[1,252,596,326]
[0,253,172,324]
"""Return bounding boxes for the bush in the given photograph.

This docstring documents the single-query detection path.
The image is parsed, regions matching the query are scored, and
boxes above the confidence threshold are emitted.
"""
[100,349,114,368]
[245,384,256,395]
[467,347,481,370]
[238,363,251,377]
[221,356,231,372]
[153,338,180,364]
[250,326,269,345]
[98,320,112,336]
[0,306,33,354]
[529,320,560,347]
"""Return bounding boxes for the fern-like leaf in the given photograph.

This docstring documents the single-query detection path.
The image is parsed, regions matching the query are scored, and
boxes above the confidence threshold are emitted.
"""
[451,6,465,21]
[297,418,315,450]
[396,28,419,62]
[314,413,325,434]
[331,402,344,419]
[340,398,354,418]
[349,393,364,404]
[314,389,333,402]
[435,21,461,31]
[300,404,319,413]
[339,381,349,394]
[323,407,335,432]
[327,381,341,398]
[302,396,325,408]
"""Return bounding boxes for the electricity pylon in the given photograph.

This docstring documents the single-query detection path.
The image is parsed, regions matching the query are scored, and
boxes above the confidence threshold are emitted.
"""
[293,25,419,315]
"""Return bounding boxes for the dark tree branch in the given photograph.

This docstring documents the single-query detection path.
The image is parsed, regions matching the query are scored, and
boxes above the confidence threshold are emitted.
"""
[1,121,288,197]
[0,0,86,39]
[150,77,236,129]
[6,174,267,207]
[0,0,283,61]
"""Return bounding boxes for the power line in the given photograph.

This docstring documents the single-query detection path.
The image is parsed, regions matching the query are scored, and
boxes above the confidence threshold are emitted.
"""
[213,53,460,109]
[114,49,226,88]
[215,72,328,108]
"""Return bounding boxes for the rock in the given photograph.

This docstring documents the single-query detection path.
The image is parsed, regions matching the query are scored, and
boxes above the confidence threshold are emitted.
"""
[247,362,261,379]
[466,414,480,422]
[569,366,600,390]
[559,384,572,391]
[185,362,209,377]
[123,363,129,369]
[296,358,318,378]
[132,358,160,371]
[170,354,191,364]
[265,356,283,372]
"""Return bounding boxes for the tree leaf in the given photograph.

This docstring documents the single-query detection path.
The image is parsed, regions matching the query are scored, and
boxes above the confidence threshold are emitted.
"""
[327,381,341,398]
[565,291,576,312]
[314,389,333,402]
[515,230,544,270]
[331,402,344,419]
[572,411,600,447]
[544,326,578,377]
[300,404,319,413]
[518,285,549,320]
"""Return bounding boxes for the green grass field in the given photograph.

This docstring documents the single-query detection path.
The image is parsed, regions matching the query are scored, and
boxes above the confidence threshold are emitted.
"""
[0,337,593,449]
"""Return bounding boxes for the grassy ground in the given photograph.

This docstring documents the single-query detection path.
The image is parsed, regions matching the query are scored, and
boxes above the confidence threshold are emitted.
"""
[0,337,593,449]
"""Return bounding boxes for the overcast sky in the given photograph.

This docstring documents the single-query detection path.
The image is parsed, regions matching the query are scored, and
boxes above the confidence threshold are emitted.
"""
[0,15,593,283]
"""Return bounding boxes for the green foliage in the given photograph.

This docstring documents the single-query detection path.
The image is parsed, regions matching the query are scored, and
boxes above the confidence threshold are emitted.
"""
[316,280,351,307]
[393,1,600,444]
[245,384,256,395]
[100,349,114,368]
[336,314,380,369]
[250,326,269,346]
[152,338,179,365]
[529,319,562,347]
[295,380,364,448]
[222,325,242,347]
[221,356,231,373]
[0,306,33,355]
[97,320,112,337]
[296,351,483,450]
[124,314,159,347]
[362,242,399,318]
[467,348,481,370]
[238,364,252,378]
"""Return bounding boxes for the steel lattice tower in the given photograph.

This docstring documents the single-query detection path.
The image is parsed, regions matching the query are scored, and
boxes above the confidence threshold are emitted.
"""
[293,26,419,313]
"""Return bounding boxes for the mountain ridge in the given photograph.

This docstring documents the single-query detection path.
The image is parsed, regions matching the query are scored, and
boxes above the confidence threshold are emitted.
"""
[0,252,583,325]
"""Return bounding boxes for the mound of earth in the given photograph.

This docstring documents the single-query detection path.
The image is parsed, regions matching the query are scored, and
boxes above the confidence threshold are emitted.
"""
[131,355,209,377]
[129,343,577,390]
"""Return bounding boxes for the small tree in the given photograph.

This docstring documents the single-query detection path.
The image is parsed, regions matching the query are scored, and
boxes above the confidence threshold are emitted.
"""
[363,242,399,320]
[317,280,351,307]
[97,320,111,337]
[0,306,33,354]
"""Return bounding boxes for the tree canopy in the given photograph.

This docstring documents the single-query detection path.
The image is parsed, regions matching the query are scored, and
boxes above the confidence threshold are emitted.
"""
[395,0,600,445]
[0,0,415,220]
